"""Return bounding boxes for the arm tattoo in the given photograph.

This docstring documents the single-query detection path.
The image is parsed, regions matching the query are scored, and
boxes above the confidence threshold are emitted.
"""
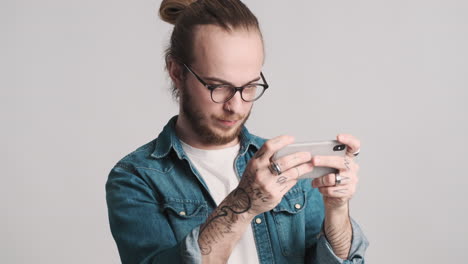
[199,170,277,255]
[242,172,271,203]
[324,222,352,259]
[198,188,251,255]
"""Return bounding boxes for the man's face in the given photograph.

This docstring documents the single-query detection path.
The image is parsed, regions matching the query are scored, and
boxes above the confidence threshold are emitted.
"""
[179,25,264,146]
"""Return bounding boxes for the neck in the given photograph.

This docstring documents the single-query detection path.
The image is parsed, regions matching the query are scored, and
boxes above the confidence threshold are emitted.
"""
[175,114,240,150]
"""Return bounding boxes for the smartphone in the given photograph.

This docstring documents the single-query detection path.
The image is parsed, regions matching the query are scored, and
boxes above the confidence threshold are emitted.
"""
[272,140,347,179]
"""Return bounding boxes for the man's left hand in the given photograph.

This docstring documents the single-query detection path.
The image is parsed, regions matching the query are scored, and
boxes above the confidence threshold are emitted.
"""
[311,134,361,210]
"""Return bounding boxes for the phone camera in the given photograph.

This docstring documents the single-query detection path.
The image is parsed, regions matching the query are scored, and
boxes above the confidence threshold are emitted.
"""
[333,144,346,151]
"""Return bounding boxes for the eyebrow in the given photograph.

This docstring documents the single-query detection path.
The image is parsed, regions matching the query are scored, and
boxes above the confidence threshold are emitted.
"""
[203,76,262,87]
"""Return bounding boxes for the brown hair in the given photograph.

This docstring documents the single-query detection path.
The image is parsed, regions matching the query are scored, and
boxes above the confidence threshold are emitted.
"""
[159,0,262,99]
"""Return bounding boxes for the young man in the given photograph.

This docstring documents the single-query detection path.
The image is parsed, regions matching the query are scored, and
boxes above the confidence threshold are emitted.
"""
[106,1,368,263]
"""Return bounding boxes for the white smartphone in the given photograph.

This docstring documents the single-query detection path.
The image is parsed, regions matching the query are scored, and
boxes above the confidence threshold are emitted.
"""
[272,140,347,179]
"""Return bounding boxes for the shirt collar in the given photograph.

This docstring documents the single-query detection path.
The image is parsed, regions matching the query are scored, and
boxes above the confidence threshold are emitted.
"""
[150,115,264,160]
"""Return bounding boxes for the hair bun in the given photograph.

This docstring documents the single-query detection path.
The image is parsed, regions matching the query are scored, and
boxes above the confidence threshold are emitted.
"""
[159,0,196,25]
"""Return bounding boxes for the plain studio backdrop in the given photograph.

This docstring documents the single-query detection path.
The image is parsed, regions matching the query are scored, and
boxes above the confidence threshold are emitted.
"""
[2,0,467,263]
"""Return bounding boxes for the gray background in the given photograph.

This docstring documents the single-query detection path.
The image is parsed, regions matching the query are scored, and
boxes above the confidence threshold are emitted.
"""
[2,0,467,263]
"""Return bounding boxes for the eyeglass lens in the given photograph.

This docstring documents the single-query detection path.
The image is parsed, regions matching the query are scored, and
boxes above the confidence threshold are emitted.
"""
[211,85,265,103]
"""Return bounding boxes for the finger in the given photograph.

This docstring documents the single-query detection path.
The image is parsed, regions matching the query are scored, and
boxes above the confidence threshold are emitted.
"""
[318,186,349,198]
[279,178,299,194]
[253,135,295,163]
[336,173,353,185]
[318,185,355,198]
[337,134,361,157]
[271,151,312,175]
[275,174,290,186]
[274,163,313,187]
[312,172,355,188]
[312,155,355,171]
[312,173,336,188]
[283,162,314,180]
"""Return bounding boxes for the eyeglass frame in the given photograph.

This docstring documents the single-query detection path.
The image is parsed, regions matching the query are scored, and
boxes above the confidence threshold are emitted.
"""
[182,63,269,104]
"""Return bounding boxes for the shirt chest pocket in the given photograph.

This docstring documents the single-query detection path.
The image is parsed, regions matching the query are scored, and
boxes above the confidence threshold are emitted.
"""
[272,188,308,257]
[163,199,209,241]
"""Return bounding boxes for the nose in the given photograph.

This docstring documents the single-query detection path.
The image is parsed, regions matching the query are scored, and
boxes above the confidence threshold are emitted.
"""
[223,91,244,113]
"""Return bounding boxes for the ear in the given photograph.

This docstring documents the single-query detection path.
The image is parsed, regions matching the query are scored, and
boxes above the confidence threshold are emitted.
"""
[167,58,185,91]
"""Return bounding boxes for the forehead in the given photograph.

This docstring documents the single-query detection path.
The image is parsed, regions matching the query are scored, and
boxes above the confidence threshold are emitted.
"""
[191,25,264,83]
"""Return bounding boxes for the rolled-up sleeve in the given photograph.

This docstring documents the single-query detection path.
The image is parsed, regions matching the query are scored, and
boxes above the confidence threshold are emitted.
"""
[310,217,369,264]
[106,163,202,264]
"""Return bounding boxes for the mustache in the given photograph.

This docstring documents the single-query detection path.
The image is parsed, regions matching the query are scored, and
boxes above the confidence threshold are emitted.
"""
[215,113,245,121]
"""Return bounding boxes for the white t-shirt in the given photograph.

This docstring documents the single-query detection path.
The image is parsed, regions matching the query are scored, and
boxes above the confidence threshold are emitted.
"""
[181,141,260,264]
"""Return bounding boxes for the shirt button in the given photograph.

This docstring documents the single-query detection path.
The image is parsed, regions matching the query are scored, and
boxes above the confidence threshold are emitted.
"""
[255,218,262,224]
[295,204,302,209]
[179,211,186,216]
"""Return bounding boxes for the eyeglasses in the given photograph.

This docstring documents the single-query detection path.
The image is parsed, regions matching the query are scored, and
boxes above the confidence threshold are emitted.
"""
[183,63,269,104]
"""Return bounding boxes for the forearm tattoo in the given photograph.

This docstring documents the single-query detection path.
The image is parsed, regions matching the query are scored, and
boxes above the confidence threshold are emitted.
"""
[198,188,251,255]
[198,171,272,255]
[325,220,352,259]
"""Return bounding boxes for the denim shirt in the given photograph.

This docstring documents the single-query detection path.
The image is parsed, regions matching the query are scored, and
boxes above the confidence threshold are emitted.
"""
[106,116,369,264]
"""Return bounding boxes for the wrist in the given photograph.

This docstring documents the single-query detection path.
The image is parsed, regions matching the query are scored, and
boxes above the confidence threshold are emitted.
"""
[223,187,256,221]
[325,202,349,218]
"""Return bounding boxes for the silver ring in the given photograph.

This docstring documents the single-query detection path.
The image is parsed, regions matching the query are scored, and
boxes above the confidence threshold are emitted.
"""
[353,149,360,157]
[270,161,282,175]
[335,173,342,185]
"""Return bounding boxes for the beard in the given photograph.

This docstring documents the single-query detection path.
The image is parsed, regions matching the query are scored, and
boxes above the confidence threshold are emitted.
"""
[181,86,251,146]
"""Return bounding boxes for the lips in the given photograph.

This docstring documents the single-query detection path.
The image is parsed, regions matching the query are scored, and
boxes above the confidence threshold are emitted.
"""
[218,119,239,127]
[220,119,238,124]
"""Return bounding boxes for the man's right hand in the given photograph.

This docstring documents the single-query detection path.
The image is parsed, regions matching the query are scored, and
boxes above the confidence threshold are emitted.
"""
[236,135,314,216]
[197,135,313,261]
